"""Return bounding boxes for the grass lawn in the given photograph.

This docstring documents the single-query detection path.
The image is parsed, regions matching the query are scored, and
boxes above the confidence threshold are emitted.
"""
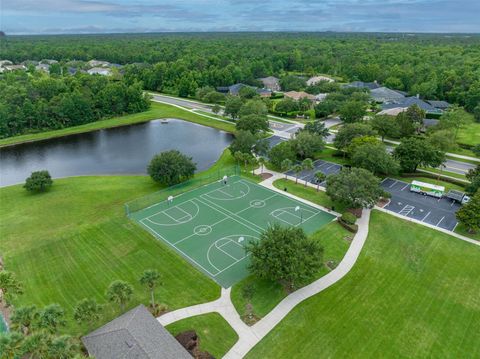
[391,175,466,192]
[247,210,480,358]
[455,223,480,241]
[272,178,347,213]
[317,147,352,165]
[231,221,351,322]
[166,313,238,358]
[456,121,480,148]
[417,167,468,181]
[0,102,236,147]
[0,150,249,335]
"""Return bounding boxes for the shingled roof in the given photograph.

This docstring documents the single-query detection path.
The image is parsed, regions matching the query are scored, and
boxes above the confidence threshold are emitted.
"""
[82,305,191,359]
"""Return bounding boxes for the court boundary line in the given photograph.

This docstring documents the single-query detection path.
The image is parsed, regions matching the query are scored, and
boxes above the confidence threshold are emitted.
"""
[146,200,200,226]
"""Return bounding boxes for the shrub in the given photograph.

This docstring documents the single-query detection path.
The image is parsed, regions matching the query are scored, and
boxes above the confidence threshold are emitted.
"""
[24,170,53,192]
[147,150,196,186]
[341,212,357,225]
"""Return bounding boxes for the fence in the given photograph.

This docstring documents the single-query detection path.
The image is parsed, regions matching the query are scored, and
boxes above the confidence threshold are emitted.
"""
[125,165,239,216]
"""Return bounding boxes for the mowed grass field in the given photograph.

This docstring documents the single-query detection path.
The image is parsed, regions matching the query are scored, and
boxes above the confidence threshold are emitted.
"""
[166,313,238,358]
[0,150,245,335]
[246,211,480,359]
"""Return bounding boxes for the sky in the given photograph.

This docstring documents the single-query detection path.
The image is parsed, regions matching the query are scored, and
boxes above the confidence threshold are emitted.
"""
[2,0,480,35]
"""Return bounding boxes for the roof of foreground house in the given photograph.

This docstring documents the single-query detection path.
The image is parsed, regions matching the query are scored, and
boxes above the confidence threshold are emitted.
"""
[82,305,191,359]
[370,87,405,102]
[382,96,442,114]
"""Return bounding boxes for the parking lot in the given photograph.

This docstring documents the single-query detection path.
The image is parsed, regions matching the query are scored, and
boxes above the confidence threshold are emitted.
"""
[381,178,461,231]
[285,159,343,185]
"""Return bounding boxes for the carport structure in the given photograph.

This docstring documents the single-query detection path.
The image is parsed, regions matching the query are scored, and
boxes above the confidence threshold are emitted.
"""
[381,178,461,231]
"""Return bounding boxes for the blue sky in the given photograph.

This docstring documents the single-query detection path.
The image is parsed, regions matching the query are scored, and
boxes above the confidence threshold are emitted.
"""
[2,0,480,35]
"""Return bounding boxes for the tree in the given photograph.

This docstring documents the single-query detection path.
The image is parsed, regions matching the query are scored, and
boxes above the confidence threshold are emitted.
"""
[38,304,66,334]
[339,100,367,123]
[279,75,306,91]
[281,158,293,178]
[239,86,258,99]
[405,104,425,133]
[371,115,399,141]
[275,98,298,114]
[351,142,400,175]
[0,331,24,359]
[333,123,376,152]
[229,130,257,155]
[24,170,53,192]
[48,335,80,359]
[212,104,221,115]
[456,193,480,233]
[438,105,472,140]
[393,137,445,173]
[314,171,326,191]
[396,111,416,137]
[11,305,38,336]
[427,129,457,152]
[224,95,243,119]
[239,99,267,117]
[0,270,23,306]
[21,332,49,358]
[346,136,380,157]
[326,168,384,209]
[106,280,133,312]
[73,298,102,330]
[302,158,314,186]
[465,165,480,196]
[139,269,161,309]
[236,114,269,134]
[302,120,330,138]
[290,131,324,159]
[293,164,303,184]
[269,141,295,168]
[247,224,323,290]
[147,150,196,186]
[258,157,266,174]
[253,138,269,157]
[474,105,480,123]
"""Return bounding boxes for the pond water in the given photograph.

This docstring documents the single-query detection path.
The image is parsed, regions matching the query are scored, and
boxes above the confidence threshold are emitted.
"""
[0,119,233,187]
[0,314,7,332]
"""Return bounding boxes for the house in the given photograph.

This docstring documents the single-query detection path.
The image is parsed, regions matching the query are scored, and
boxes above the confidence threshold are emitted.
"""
[377,107,407,116]
[0,60,13,67]
[427,100,451,110]
[41,59,58,65]
[67,67,78,75]
[88,67,112,76]
[2,64,27,72]
[422,118,440,128]
[381,96,443,115]
[217,83,271,97]
[256,88,272,98]
[344,81,381,90]
[87,59,111,68]
[370,87,406,103]
[35,63,50,73]
[82,305,191,359]
[283,91,316,101]
[306,75,334,86]
[315,93,328,102]
[258,76,280,91]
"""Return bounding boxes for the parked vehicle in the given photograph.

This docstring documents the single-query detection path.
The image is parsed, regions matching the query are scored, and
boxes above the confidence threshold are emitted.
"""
[445,190,471,204]
[410,180,445,198]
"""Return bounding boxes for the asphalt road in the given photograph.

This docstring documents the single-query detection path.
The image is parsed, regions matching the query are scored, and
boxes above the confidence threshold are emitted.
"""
[151,93,475,175]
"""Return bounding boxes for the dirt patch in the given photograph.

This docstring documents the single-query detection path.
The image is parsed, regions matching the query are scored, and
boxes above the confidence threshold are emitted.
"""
[347,208,363,218]
[343,235,353,242]
[242,303,261,326]
[325,260,337,270]
[376,198,389,208]
[259,172,273,180]
[175,330,214,359]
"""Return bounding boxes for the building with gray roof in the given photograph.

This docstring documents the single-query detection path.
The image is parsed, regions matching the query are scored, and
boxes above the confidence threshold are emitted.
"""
[82,305,191,359]
[370,87,405,102]
[382,96,443,115]
[344,81,381,90]
[427,100,451,110]
[258,76,281,91]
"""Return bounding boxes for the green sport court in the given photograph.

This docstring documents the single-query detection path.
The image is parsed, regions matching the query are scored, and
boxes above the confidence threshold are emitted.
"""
[130,176,335,287]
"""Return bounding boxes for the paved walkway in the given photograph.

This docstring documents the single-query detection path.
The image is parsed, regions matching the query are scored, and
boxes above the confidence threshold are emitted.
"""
[157,172,370,358]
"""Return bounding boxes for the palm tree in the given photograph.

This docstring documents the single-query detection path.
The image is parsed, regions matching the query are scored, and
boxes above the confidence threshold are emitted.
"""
[248,156,258,175]
[0,270,23,306]
[139,269,161,309]
[106,280,133,312]
[38,304,66,334]
[302,158,314,187]
[314,171,326,192]
[73,298,102,331]
[21,331,49,358]
[293,164,303,184]
[281,159,292,179]
[0,331,24,359]
[48,335,80,359]
[257,157,266,174]
[11,305,38,336]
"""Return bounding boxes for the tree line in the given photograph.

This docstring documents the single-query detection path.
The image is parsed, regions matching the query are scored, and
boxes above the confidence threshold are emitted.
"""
[0,71,150,138]
[3,33,479,113]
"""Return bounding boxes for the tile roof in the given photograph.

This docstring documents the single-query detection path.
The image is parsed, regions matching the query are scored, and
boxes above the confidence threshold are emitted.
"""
[370,87,406,102]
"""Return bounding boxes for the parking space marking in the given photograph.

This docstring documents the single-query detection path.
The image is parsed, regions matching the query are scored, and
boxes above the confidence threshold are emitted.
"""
[421,211,431,221]
[437,216,445,226]
[401,183,410,191]
[399,205,415,216]
[389,180,398,188]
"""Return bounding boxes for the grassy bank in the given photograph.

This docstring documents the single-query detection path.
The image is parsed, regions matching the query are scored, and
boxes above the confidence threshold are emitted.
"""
[0,150,247,335]
[166,313,238,358]
[247,210,480,358]
[0,102,236,147]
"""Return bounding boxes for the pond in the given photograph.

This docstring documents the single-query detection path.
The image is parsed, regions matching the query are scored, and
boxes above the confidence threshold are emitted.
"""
[0,119,233,187]
[0,314,7,332]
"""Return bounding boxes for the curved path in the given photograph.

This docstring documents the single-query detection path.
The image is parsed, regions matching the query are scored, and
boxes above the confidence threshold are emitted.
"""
[158,186,371,358]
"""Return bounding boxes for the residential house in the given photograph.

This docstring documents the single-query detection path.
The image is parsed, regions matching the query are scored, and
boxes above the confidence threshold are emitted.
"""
[41,59,59,65]
[217,83,271,97]
[377,107,407,116]
[87,67,112,76]
[283,91,316,101]
[344,81,381,90]
[256,88,273,98]
[306,75,334,86]
[82,305,191,359]
[258,76,280,91]
[427,100,451,110]
[381,95,443,115]
[2,64,27,72]
[370,87,406,103]
[35,63,50,73]
[87,59,111,68]
[315,93,328,102]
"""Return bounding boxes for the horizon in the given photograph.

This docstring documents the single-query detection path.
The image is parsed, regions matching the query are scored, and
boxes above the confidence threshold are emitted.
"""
[3,0,480,35]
